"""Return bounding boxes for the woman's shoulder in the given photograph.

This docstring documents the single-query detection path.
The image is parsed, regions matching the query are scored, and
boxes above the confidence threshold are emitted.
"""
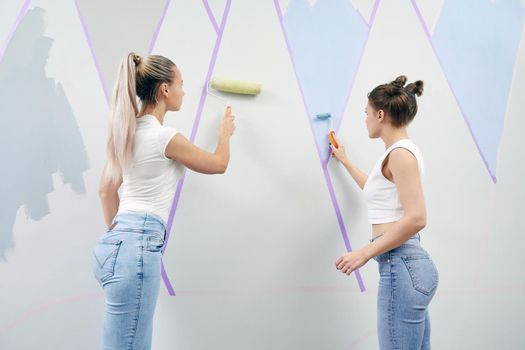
[389,139,422,155]
[388,140,425,174]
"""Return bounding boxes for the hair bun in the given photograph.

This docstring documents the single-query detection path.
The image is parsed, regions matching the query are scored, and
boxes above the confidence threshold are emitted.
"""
[405,80,424,97]
[384,84,397,97]
[390,75,407,88]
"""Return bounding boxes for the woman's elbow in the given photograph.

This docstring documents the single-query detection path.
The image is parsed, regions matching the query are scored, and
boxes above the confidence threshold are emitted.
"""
[98,188,111,199]
[201,160,227,174]
[99,184,118,198]
[405,212,426,231]
[412,213,427,231]
[216,162,228,174]
[213,156,228,174]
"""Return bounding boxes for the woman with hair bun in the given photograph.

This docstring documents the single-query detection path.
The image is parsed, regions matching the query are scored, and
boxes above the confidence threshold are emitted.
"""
[332,76,438,349]
[94,53,235,349]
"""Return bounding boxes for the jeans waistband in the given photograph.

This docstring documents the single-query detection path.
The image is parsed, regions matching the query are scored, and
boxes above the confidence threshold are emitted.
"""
[112,212,166,234]
[372,233,427,263]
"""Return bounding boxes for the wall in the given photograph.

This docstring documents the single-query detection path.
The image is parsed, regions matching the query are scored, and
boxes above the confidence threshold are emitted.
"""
[0,0,524,349]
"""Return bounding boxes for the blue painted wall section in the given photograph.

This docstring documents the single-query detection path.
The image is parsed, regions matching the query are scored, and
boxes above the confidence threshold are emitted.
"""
[432,0,524,181]
[283,0,368,161]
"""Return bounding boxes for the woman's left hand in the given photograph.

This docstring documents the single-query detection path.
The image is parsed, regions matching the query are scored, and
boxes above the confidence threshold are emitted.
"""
[335,250,369,275]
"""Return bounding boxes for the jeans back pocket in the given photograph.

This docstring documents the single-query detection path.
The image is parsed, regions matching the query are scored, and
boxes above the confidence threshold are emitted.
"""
[401,255,439,296]
[145,235,164,252]
[92,240,122,284]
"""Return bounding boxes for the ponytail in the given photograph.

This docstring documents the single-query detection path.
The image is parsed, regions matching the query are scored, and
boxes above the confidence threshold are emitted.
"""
[105,53,139,183]
[104,53,176,182]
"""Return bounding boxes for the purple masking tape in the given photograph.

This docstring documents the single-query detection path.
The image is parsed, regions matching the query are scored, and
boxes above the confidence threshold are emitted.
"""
[322,164,365,292]
[160,0,233,296]
[148,0,172,55]
[410,0,496,183]
[274,0,381,292]
[202,0,220,35]
[0,0,32,63]
[73,0,110,103]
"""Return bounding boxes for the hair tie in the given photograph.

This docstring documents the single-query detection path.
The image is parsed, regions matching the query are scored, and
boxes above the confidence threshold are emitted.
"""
[133,54,142,66]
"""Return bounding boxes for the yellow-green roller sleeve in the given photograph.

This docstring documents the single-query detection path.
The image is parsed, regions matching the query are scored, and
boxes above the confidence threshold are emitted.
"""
[210,77,262,95]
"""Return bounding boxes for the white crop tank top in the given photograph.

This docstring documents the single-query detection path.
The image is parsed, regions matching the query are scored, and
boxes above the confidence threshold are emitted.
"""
[363,139,424,224]
[118,115,184,224]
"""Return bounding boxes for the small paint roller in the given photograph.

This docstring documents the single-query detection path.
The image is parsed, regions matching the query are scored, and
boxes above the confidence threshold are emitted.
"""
[314,113,338,155]
[316,113,331,120]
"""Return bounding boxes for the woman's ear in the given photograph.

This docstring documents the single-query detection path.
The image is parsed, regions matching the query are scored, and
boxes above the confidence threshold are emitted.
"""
[158,83,169,99]
[377,109,384,120]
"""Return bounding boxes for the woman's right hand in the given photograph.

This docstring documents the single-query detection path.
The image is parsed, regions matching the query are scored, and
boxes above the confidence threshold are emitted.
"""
[330,134,348,164]
[219,106,236,138]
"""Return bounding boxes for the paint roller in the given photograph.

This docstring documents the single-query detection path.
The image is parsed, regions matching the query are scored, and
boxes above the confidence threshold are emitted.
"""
[209,77,262,95]
[205,77,261,119]
[314,113,339,155]
[205,77,262,104]
[316,113,331,120]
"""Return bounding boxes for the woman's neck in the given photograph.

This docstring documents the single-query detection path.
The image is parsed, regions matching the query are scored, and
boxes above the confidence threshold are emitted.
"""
[382,128,409,149]
[139,103,166,125]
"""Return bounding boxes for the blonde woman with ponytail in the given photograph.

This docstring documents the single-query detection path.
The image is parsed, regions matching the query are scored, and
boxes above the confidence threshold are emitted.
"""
[93,53,235,349]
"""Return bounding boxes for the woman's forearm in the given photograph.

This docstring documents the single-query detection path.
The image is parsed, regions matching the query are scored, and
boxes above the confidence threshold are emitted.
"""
[362,216,426,260]
[99,191,120,227]
[213,135,231,173]
[341,159,368,189]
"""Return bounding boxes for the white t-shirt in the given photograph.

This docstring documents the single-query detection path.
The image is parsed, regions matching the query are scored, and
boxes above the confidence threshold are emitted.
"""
[118,115,184,224]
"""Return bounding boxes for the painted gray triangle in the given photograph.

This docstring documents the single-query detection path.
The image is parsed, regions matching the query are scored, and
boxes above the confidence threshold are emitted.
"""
[75,0,169,99]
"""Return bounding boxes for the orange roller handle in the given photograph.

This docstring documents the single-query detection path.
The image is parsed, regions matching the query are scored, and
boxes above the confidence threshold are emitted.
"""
[329,131,339,157]
[329,130,338,149]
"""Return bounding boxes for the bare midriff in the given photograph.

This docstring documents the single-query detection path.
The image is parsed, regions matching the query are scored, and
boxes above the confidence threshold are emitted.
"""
[372,221,396,239]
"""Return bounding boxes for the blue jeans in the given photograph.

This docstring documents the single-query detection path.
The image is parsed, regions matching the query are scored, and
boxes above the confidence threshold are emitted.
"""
[92,212,166,350]
[372,233,439,349]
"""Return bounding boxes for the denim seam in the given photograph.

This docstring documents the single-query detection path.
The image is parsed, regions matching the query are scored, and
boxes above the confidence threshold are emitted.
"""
[389,254,398,350]
[127,246,144,350]
[142,215,147,230]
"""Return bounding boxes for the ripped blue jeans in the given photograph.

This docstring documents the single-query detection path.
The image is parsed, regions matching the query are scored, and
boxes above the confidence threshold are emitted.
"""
[372,233,439,349]
[92,212,166,350]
